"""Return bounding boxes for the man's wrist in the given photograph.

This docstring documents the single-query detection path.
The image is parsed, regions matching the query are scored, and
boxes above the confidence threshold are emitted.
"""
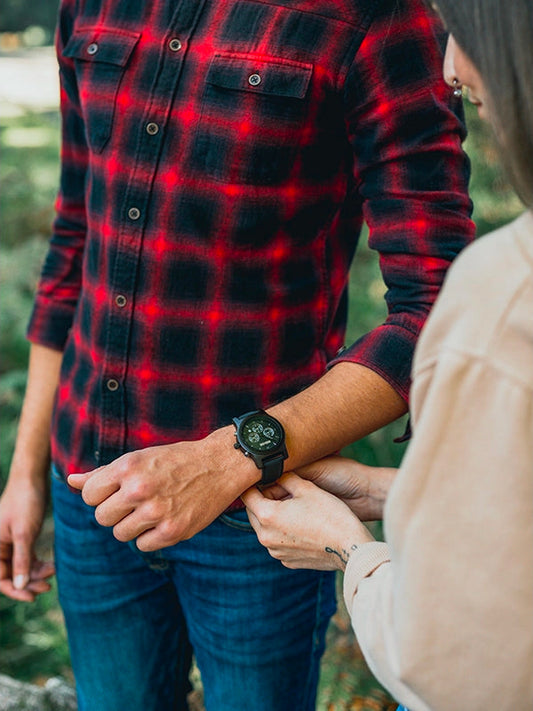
[204,425,264,490]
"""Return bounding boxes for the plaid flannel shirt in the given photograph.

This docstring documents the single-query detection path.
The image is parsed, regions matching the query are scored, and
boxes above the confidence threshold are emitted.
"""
[28,0,474,474]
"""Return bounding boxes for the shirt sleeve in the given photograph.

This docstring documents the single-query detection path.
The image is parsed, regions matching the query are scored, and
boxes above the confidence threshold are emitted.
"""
[329,0,475,402]
[27,0,89,350]
[343,347,533,709]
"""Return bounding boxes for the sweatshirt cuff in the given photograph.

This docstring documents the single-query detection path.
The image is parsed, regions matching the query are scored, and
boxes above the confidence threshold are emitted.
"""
[343,541,391,606]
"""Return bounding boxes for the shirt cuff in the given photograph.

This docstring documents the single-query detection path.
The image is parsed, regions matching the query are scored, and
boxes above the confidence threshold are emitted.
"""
[343,541,391,606]
[327,323,417,403]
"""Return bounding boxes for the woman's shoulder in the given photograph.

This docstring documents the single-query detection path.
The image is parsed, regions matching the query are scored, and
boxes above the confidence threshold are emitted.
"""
[414,211,533,381]
[446,211,533,295]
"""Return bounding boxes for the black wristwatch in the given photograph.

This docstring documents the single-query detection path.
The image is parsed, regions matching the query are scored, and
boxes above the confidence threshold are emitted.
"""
[232,410,288,486]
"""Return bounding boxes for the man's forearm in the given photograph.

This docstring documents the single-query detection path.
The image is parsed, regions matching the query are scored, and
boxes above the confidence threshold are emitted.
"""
[268,361,407,471]
[67,360,407,550]
[204,361,406,494]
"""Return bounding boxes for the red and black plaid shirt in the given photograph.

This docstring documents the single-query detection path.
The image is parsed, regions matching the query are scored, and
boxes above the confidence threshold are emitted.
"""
[28,0,474,474]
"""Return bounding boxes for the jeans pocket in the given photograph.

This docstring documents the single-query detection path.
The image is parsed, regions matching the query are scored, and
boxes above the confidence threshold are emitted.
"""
[218,507,254,531]
[50,462,66,483]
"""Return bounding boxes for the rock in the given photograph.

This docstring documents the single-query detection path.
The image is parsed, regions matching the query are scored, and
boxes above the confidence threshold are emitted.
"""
[44,678,77,711]
[0,674,76,711]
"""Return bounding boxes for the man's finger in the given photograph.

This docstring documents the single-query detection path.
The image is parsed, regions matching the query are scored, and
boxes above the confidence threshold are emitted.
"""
[93,495,135,528]
[66,472,91,490]
[134,525,172,553]
[67,464,107,489]
[69,468,120,506]
[111,506,161,543]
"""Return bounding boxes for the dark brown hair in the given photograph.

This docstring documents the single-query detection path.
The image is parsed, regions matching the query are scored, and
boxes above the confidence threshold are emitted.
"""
[435,0,533,207]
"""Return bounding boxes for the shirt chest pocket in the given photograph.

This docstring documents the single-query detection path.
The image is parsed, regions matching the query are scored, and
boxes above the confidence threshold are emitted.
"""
[192,53,313,185]
[62,28,141,153]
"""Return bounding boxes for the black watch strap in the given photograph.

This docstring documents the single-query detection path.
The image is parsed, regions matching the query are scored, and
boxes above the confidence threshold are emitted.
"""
[261,453,286,486]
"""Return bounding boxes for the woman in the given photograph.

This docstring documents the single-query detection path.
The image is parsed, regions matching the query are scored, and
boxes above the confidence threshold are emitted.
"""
[242,2,533,709]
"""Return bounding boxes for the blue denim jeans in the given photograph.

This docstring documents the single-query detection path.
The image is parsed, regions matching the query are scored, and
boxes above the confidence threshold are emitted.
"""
[51,471,336,711]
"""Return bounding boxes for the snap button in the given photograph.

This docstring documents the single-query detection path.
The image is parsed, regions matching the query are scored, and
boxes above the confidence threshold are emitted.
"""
[115,294,127,308]
[87,42,98,55]
[168,38,182,52]
[146,122,159,135]
[106,378,120,392]
[248,73,261,87]
[128,207,141,220]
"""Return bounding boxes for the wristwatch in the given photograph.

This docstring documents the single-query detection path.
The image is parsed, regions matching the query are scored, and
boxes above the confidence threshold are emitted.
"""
[232,410,288,486]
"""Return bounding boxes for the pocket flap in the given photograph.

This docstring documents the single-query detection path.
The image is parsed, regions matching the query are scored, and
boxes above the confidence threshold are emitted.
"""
[207,53,312,99]
[63,28,141,66]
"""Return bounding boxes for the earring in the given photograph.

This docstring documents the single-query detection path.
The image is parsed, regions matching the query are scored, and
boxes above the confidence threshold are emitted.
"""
[452,78,463,98]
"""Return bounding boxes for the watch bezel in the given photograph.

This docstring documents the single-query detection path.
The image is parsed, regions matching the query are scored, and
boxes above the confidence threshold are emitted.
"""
[237,412,285,456]
[232,409,288,486]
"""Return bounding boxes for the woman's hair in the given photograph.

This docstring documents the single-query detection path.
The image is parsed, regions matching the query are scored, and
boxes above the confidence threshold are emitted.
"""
[435,0,533,207]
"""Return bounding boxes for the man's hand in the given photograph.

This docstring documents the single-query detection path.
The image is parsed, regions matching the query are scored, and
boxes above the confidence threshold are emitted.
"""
[243,473,375,571]
[294,455,397,521]
[68,428,259,551]
[0,479,55,602]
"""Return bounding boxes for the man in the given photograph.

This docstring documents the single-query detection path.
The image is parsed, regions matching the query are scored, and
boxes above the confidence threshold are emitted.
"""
[0,0,474,709]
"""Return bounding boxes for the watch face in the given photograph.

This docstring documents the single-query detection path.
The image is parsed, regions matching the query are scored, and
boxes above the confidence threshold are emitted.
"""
[241,414,284,454]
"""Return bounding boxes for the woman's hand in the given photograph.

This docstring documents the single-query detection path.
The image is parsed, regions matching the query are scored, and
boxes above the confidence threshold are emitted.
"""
[294,455,397,521]
[242,473,375,571]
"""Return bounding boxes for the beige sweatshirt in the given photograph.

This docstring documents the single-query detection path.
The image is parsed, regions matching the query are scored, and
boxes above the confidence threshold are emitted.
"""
[343,211,533,711]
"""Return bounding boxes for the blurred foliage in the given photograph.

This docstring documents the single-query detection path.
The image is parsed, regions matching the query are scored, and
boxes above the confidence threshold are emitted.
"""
[462,106,523,235]
[0,111,60,249]
[0,70,523,709]
[0,110,60,487]
[0,0,59,36]
[0,576,73,683]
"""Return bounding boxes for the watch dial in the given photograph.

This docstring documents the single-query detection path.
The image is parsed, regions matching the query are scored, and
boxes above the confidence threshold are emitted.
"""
[241,415,283,454]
